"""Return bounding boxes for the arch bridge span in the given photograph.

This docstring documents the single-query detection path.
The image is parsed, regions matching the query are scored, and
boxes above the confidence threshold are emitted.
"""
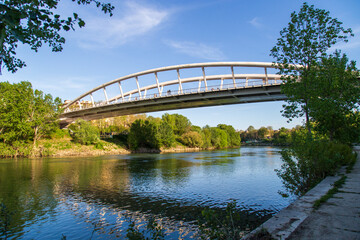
[60,62,290,124]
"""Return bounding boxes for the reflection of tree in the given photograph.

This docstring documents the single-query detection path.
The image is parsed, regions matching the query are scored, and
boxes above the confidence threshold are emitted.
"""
[127,154,193,185]
[0,149,278,238]
[0,160,58,238]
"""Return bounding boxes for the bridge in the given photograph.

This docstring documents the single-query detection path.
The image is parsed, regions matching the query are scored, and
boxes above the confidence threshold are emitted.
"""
[60,62,289,125]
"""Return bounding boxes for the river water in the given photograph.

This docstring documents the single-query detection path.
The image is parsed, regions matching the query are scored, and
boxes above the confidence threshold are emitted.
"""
[0,146,294,239]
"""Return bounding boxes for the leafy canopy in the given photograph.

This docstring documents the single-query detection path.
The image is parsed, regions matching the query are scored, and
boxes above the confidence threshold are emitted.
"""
[68,119,100,145]
[270,2,353,133]
[307,51,360,143]
[0,81,61,145]
[0,0,114,73]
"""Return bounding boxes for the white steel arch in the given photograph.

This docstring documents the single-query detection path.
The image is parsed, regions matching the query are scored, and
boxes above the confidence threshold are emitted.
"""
[60,62,299,123]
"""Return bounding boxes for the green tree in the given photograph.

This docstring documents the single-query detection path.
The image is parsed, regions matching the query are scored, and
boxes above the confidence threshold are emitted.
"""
[157,121,175,148]
[308,51,360,144]
[180,131,203,148]
[68,119,100,145]
[273,127,292,144]
[128,119,160,150]
[201,125,212,148]
[270,2,353,134]
[210,127,228,149]
[276,135,356,196]
[0,0,114,73]
[0,81,61,145]
[162,113,191,136]
[257,127,269,139]
[217,124,241,147]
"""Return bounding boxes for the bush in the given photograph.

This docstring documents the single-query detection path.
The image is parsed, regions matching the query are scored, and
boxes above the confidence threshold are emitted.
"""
[128,119,160,150]
[50,128,69,139]
[210,128,228,149]
[180,131,203,148]
[0,141,32,158]
[198,200,245,239]
[68,120,100,145]
[276,137,356,196]
[158,121,175,148]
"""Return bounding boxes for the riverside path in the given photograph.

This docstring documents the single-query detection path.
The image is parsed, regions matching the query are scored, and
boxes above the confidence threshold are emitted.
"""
[288,146,360,240]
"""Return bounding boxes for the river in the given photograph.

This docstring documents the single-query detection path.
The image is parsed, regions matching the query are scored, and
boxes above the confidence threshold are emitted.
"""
[0,146,295,239]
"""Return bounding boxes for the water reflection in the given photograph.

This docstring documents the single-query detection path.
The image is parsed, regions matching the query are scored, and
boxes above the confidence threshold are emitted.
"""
[0,147,294,239]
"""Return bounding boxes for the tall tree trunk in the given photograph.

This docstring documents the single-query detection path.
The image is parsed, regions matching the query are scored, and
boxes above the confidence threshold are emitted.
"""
[304,105,312,137]
[0,24,6,74]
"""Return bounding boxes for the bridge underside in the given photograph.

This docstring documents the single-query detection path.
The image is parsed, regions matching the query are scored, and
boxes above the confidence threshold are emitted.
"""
[60,85,286,125]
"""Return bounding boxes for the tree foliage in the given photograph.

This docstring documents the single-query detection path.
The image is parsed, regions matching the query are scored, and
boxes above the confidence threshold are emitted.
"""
[0,81,61,145]
[128,119,160,151]
[217,124,241,147]
[180,131,203,148]
[210,127,228,149]
[307,51,360,143]
[0,0,114,73]
[276,134,356,197]
[157,121,175,148]
[270,2,353,133]
[68,119,100,145]
[162,113,191,136]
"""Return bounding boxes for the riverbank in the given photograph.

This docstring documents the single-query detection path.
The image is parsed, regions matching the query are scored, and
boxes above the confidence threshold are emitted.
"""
[240,142,288,147]
[25,137,219,158]
[244,146,360,240]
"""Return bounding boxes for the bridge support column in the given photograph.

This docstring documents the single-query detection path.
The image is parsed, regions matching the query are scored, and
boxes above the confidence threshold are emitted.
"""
[177,69,183,94]
[202,67,208,91]
[118,82,124,101]
[136,76,142,99]
[264,67,269,85]
[103,87,109,104]
[231,66,236,88]
[90,93,95,107]
[155,72,162,96]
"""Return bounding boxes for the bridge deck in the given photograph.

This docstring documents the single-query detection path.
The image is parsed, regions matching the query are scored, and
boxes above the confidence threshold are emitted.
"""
[60,84,285,124]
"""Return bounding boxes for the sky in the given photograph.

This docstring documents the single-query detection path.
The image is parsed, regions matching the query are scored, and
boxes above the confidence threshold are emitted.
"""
[3,0,360,130]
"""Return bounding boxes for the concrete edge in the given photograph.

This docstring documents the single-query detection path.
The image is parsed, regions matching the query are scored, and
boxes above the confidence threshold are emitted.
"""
[242,147,360,240]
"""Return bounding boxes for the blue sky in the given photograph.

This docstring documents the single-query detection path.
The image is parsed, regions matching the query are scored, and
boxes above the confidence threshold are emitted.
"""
[3,0,360,130]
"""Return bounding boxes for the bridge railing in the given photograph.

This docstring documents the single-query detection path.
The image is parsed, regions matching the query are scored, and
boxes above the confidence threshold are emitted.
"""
[63,62,286,113]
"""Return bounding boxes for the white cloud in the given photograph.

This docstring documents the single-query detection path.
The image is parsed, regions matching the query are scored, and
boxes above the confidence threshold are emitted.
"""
[77,2,170,49]
[248,17,262,28]
[165,40,225,61]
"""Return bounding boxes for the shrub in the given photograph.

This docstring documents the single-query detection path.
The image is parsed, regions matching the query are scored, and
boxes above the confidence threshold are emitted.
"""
[158,121,175,148]
[180,131,203,148]
[68,120,100,145]
[210,128,228,149]
[50,128,69,139]
[276,137,356,196]
[94,141,105,150]
[128,119,160,150]
[0,141,32,158]
[198,200,245,239]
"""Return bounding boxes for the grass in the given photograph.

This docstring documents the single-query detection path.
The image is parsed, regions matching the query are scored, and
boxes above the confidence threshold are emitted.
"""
[313,175,347,209]
[247,227,274,240]
[35,136,129,158]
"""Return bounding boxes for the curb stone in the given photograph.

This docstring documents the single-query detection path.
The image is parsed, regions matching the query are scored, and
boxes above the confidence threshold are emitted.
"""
[242,147,359,240]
